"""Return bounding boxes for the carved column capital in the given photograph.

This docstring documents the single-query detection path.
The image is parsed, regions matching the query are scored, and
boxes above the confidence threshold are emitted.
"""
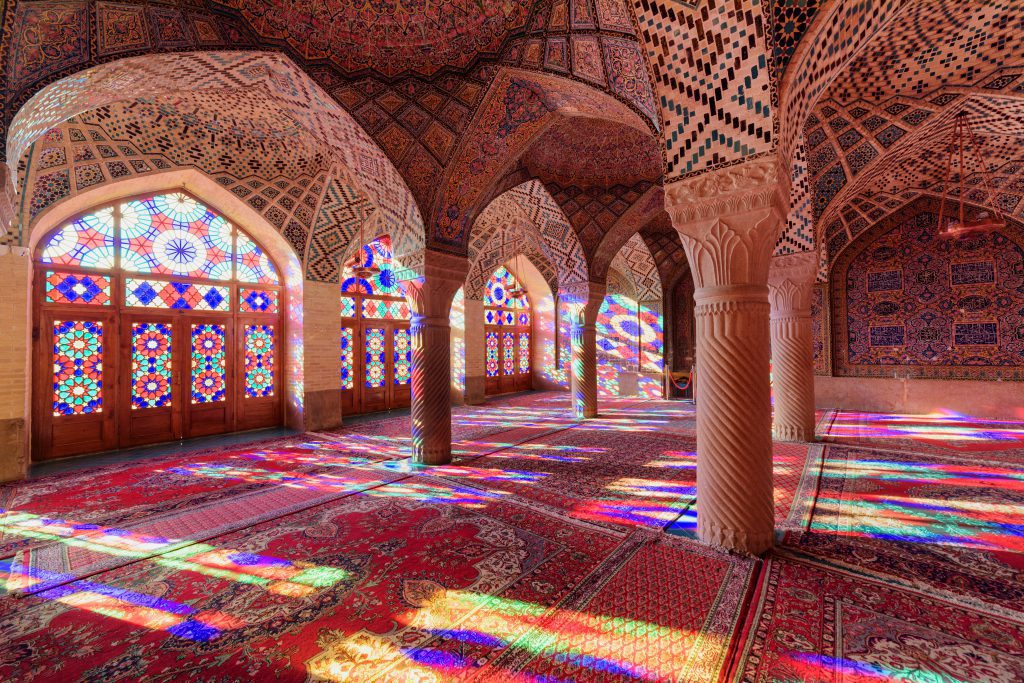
[665,158,788,289]
[768,251,817,318]
[559,281,606,326]
[405,249,470,319]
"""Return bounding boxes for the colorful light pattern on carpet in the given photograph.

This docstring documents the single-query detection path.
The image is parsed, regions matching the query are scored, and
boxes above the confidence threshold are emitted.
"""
[0,395,1021,681]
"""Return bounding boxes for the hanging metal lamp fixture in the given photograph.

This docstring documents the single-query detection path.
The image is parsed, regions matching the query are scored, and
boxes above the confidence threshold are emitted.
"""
[937,111,1006,237]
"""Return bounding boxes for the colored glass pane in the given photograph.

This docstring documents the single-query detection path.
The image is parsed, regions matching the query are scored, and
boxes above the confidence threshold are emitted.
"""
[341,237,400,295]
[239,288,279,314]
[40,209,116,270]
[120,193,233,280]
[502,332,515,375]
[340,295,357,318]
[393,328,411,386]
[365,327,386,388]
[191,324,226,403]
[45,271,111,305]
[235,232,279,284]
[244,325,274,398]
[340,326,354,390]
[52,320,103,416]
[131,322,171,409]
[362,298,411,320]
[125,278,230,311]
[501,310,515,325]
[486,331,499,377]
[485,266,517,307]
[519,332,530,374]
[518,310,530,326]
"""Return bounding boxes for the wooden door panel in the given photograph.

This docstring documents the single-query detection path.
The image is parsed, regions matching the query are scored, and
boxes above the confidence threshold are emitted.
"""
[184,321,233,438]
[35,313,117,461]
[121,316,178,448]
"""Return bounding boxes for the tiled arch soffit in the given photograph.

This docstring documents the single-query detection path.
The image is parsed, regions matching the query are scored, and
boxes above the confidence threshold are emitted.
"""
[467,179,588,299]
[786,1,1024,272]
[5,52,427,280]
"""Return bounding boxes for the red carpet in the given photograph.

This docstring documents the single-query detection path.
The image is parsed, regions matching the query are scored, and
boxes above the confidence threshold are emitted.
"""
[734,553,1024,682]
[819,409,1024,460]
[1,397,1023,682]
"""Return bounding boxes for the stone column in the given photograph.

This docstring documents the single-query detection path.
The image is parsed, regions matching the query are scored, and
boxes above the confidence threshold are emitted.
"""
[665,157,787,555]
[564,282,605,419]
[462,297,487,405]
[406,250,469,465]
[0,246,31,482]
[768,252,817,442]
[302,279,343,431]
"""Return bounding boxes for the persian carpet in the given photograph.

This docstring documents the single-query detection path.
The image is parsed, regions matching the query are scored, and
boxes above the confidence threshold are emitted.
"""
[818,410,1024,461]
[733,552,1024,682]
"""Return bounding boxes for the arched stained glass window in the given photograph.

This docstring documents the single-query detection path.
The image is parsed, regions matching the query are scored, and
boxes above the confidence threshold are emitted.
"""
[339,235,412,414]
[34,190,283,460]
[484,265,532,395]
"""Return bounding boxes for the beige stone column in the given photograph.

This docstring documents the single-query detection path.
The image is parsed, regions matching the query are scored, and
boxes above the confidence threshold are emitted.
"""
[406,250,469,465]
[768,252,817,442]
[462,297,486,405]
[0,246,30,482]
[564,282,605,419]
[666,157,787,555]
[302,279,343,431]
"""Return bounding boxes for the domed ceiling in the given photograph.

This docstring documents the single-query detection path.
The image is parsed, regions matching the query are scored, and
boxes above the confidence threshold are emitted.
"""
[213,0,534,78]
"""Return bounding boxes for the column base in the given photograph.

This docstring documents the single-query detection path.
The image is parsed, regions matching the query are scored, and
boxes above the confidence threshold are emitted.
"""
[772,423,815,442]
[698,516,774,555]
[412,444,452,466]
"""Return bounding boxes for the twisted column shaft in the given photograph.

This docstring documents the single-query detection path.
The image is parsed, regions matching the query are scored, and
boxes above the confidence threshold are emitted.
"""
[694,286,775,554]
[770,312,815,441]
[411,314,453,465]
[570,321,598,419]
[768,252,817,442]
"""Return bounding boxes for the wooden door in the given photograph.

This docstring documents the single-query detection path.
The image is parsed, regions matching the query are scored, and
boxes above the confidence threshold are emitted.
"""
[184,320,234,438]
[120,314,180,447]
[34,311,118,460]
[236,317,281,430]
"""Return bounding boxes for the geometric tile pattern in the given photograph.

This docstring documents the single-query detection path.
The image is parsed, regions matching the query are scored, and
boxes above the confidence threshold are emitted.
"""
[638,211,689,288]
[609,232,661,301]
[628,0,776,180]
[802,1,1024,267]
[468,179,589,297]
[545,179,656,259]
[9,52,426,274]
[830,197,1024,380]
[774,142,813,255]
[305,177,376,283]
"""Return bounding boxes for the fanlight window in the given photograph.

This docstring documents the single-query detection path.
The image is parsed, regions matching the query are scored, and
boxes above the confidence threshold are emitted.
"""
[40,192,279,286]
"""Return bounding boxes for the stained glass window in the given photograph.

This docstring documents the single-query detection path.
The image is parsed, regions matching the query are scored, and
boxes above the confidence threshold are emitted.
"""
[235,232,280,285]
[486,332,499,377]
[191,324,226,404]
[239,288,278,314]
[340,295,357,318]
[53,320,103,416]
[45,271,111,305]
[244,325,274,398]
[365,328,386,388]
[341,236,401,296]
[519,333,530,374]
[485,265,531,383]
[40,209,116,270]
[340,326,354,390]
[125,278,230,311]
[120,194,233,280]
[131,323,172,409]
[362,299,412,319]
[394,328,411,386]
[485,266,516,307]
[502,332,515,375]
